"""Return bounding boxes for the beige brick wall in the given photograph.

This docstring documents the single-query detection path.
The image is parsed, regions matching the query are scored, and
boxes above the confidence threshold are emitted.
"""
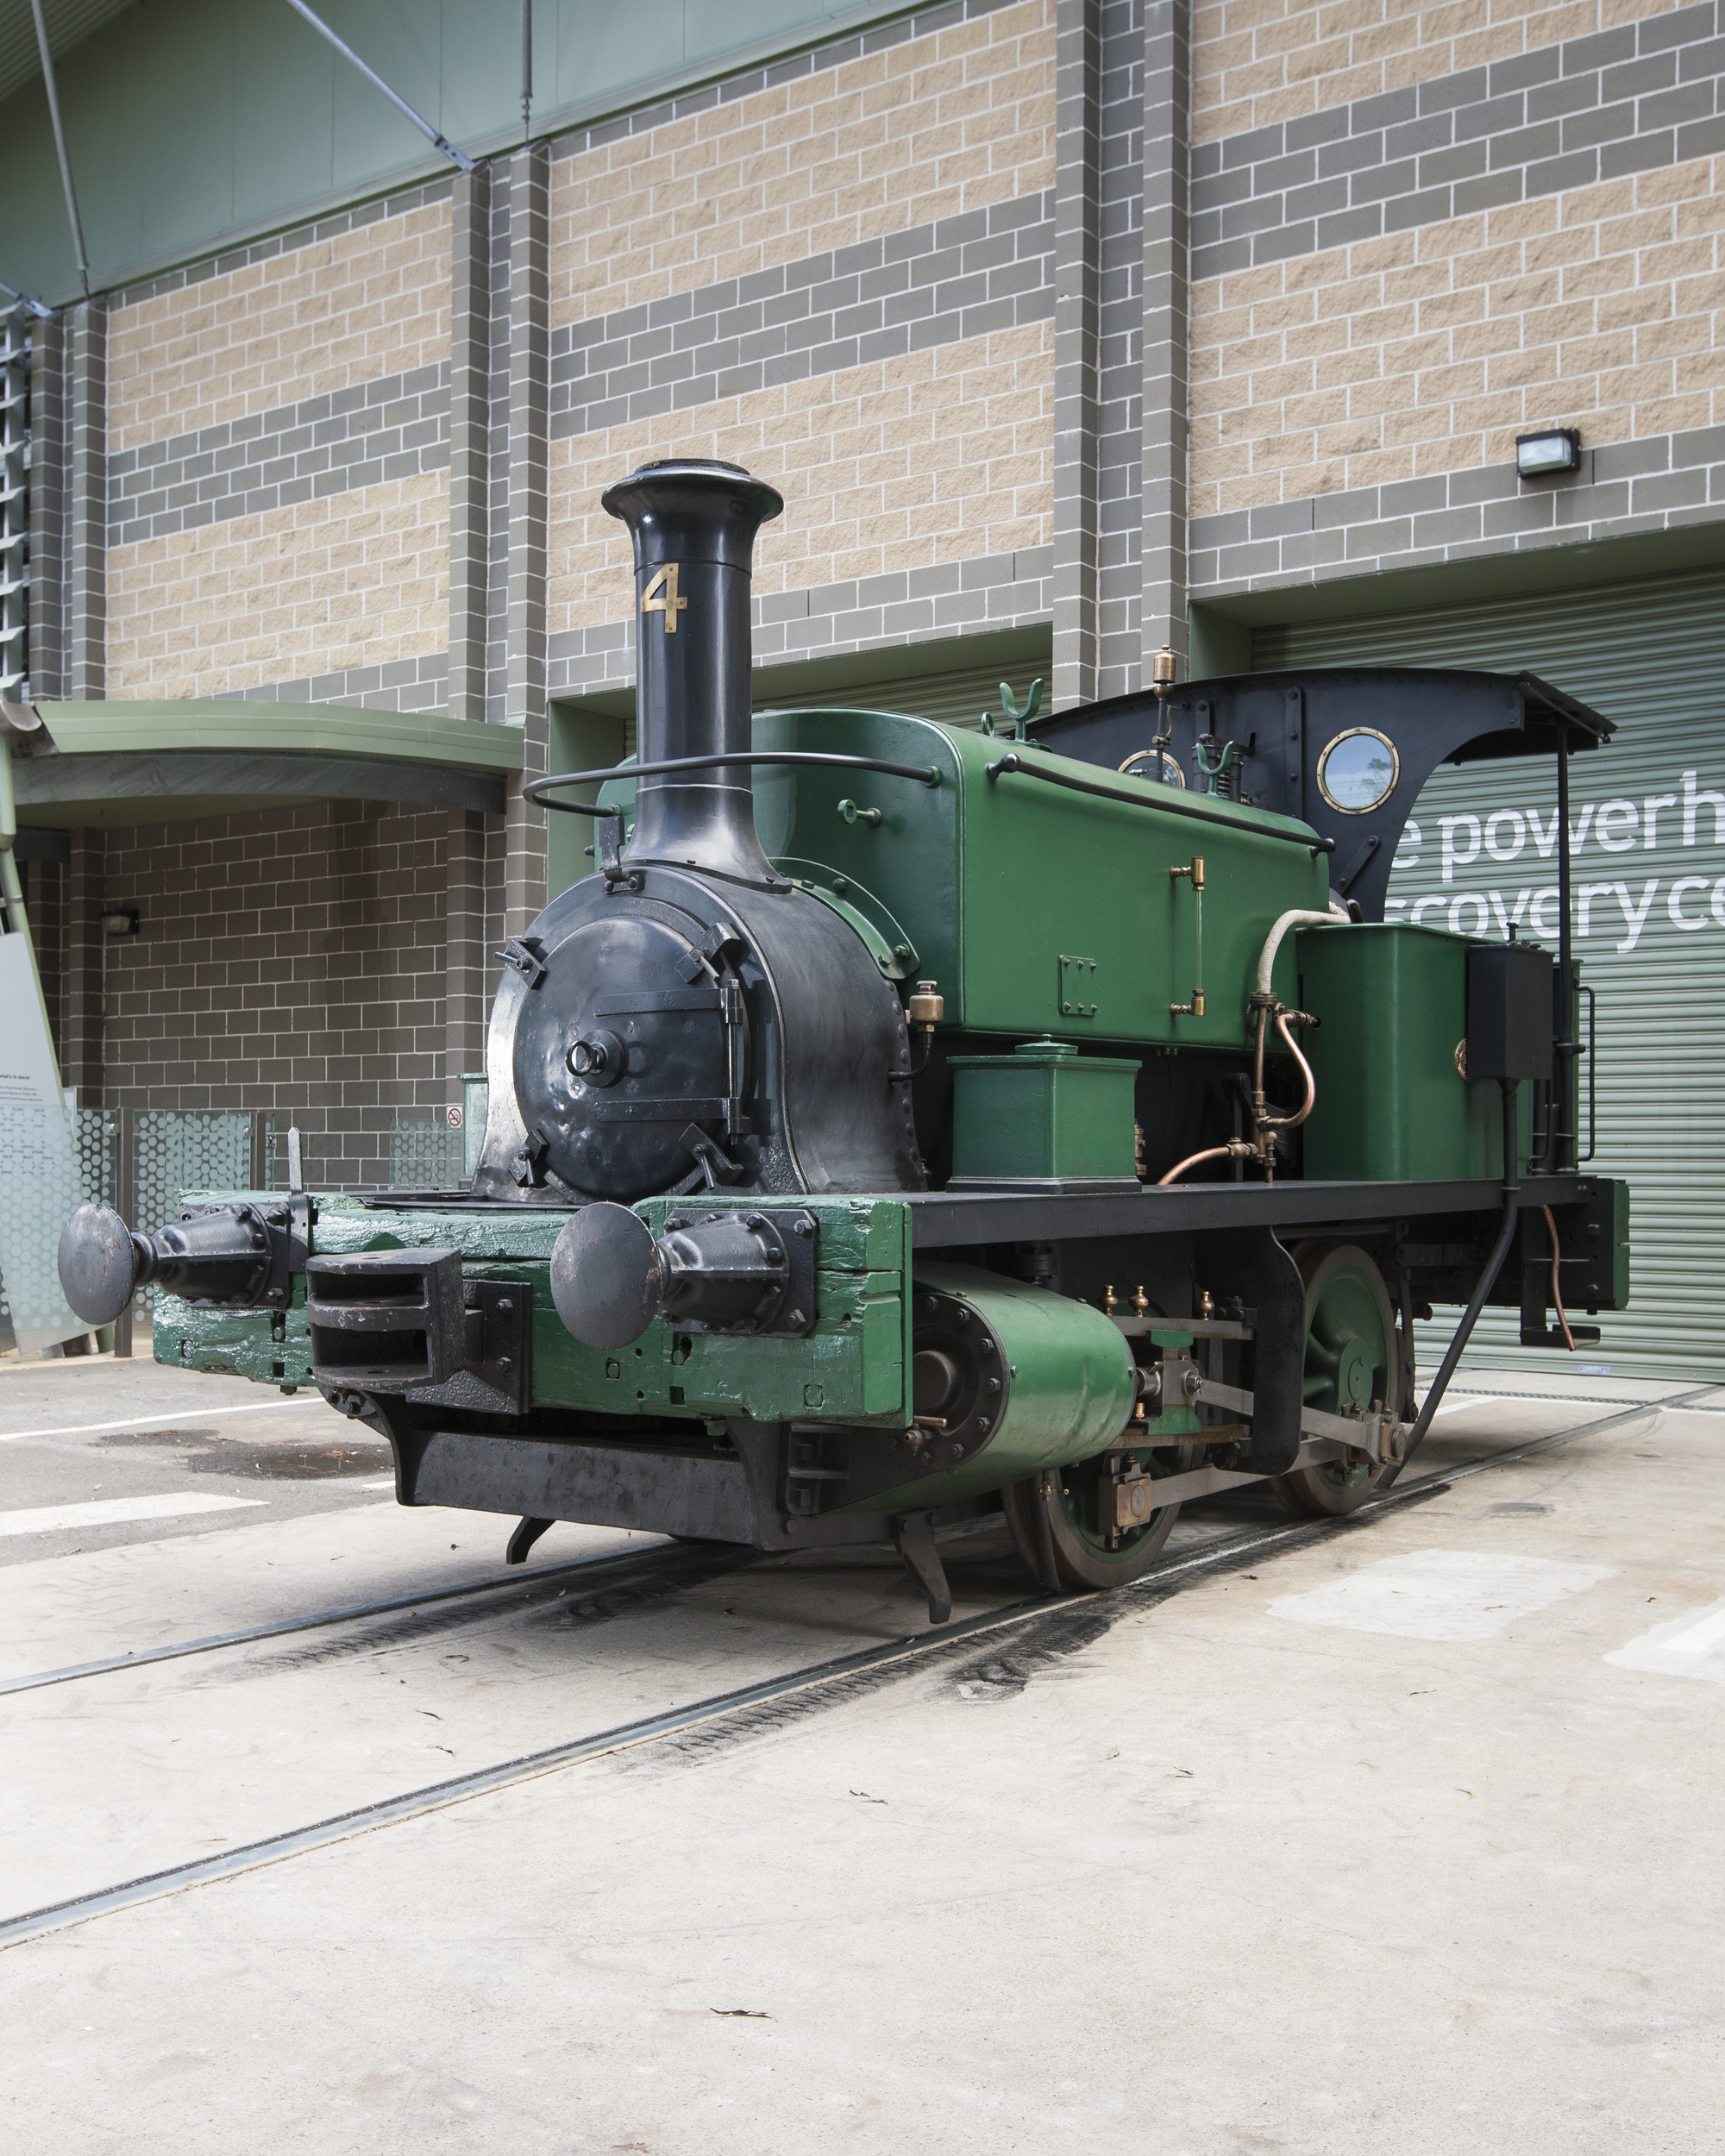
[1194,0,1684,142]
[106,474,448,699]
[549,0,1053,328]
[547,322,1053,636]
[1190,154,1723,517]
[108,204,451,454]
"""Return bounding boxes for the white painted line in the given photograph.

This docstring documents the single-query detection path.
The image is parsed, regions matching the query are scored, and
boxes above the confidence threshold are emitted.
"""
[1664,1605,1725,1657]
[0,1397,320,1444]
[1605,1596,1725,1686]
[1268,1549,1614,1642]
[354,1479,397,1491]
[0,1493,267,1538]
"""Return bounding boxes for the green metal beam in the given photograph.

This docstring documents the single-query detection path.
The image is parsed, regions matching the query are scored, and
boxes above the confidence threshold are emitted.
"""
[30,699,524,769]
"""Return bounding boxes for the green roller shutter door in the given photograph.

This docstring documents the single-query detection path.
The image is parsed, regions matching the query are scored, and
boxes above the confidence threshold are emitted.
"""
[1253,564,1725,1381]
[759,661,1036,731]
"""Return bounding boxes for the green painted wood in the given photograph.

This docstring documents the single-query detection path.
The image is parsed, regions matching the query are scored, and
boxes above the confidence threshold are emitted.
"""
[154,1192,913,1428]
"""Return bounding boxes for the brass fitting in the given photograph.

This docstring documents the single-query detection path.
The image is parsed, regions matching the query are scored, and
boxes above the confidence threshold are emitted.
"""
[906,979,944,1031]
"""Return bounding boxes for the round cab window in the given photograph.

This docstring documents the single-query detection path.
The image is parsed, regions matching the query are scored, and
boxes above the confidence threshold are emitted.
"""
[1316,727,1398,814]
[1118,749,1185,787]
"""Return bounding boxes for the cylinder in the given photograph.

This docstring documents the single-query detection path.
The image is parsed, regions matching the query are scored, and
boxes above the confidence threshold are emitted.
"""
[600,458,784,884]
[851,1263,1139,1514]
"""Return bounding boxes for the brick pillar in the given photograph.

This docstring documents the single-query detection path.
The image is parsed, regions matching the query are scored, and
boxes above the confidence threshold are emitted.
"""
[1051,0,1101,714]
[60,828,104,1104]
[448,164,492,726]
[446,164,496,1108]
[445,807,489,1105]
[1140,0,1191,671]
[66,301,105,699]
[501,141,550,942]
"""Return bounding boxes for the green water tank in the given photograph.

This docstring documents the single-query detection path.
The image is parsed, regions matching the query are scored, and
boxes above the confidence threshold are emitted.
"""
[947,1038,1141,1184]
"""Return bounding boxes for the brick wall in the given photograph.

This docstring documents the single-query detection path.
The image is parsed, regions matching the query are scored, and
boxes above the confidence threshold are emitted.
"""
[547,321,1055,659]
[1192,0,1691,141]
[97,801,463,1190]
[107,473,450,699]
[548,0,1053,326]
[100,197,454,700]
[107,201,450,452]
[543,0,1057,677]
[1188,0,1725,592]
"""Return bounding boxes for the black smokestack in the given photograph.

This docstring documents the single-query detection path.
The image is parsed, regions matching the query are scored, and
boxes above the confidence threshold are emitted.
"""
[601,458,784,884]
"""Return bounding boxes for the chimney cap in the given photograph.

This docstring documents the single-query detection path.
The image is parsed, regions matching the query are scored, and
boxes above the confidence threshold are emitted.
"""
[602,458,784,547]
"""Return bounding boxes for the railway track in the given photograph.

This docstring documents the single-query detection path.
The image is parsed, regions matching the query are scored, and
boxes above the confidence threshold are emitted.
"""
[3,1381,1716,1954]
[0,1536,756,1700]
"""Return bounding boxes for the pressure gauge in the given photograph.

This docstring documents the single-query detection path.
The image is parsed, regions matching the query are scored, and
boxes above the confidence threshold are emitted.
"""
[1118,748,1186,787]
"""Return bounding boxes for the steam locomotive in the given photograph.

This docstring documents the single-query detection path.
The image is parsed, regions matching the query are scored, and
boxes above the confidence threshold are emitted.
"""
[59,460,1629,1621]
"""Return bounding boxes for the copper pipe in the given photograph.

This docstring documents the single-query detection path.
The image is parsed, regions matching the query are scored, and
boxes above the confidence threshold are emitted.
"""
[1542,1204,1576,1351]
[1266,1009,1317,1133]
[1157,1141,1255,1187]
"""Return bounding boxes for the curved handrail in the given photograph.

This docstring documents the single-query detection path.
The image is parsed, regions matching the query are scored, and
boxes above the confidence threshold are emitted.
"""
[984,749,1335,856]
[525,749,943,813]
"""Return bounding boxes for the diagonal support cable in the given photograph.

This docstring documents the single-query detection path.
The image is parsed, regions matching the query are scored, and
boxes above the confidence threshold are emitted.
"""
[283,0,475,172]
[29,0,91,296]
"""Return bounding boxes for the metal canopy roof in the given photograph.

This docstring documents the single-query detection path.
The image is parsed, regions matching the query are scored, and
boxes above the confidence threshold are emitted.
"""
[0,0,131,111]
[4,698,523,826]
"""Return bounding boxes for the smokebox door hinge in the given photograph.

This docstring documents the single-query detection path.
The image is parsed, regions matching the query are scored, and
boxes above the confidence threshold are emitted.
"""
[495,936,548,989]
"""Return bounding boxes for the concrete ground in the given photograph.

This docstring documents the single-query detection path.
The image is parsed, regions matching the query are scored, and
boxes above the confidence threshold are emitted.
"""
[1,1355,1722,2153]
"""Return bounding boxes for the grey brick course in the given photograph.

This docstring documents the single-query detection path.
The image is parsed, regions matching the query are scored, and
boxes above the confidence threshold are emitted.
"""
[1192,1,1723,279]
[548,192,1056,440]
[210,653,451,716]
[106,363,452,545]
[1189,423,1725,594]
[545,545,1054,695]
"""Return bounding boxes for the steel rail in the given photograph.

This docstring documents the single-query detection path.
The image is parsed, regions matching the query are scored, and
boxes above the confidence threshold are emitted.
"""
[2,1381,1714,1955]
[0,1539,752,1701]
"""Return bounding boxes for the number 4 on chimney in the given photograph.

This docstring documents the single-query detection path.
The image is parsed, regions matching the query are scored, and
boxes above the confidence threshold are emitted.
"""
[640,562,688,632]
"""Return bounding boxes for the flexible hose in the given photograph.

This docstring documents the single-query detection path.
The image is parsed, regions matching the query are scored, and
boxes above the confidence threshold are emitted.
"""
[1542,1203,1576,1351]
[1254,902,1348,999]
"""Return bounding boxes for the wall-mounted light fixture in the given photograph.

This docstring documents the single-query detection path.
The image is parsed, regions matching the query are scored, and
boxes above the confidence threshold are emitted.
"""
[101,906,140,937]
[1516,427,1582,479]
